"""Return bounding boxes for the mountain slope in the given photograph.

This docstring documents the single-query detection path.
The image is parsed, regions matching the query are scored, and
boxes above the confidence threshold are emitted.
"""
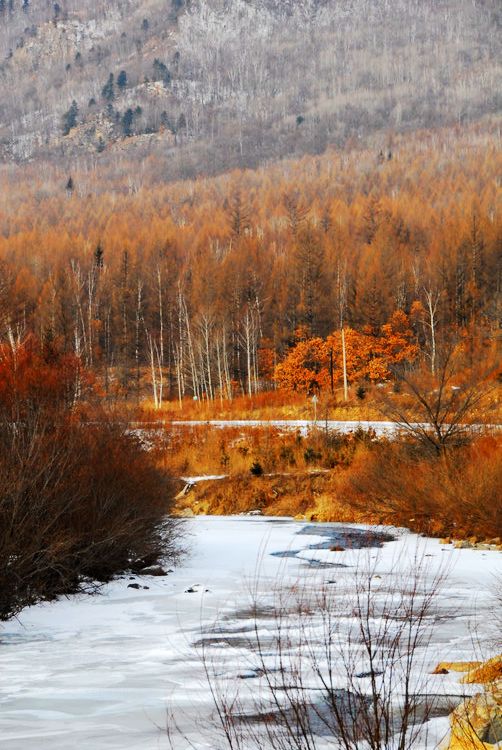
[0,0,500,177]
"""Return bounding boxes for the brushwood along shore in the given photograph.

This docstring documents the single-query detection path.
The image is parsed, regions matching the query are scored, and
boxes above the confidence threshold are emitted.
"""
[1,516,500,750]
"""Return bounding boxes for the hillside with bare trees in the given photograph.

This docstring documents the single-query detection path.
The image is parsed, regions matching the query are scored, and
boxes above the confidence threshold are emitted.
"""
[0,0,500,177]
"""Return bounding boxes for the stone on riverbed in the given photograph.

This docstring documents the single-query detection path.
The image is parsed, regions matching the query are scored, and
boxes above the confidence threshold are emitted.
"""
[440,654,502,750]
[433,661,482,674]
[139,566,168,576]
[442,681,502,749]
[461,655,502,685]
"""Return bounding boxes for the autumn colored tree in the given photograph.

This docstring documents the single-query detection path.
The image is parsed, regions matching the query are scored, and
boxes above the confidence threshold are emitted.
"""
[275,313,419,395]
[274,337,329,394]
[0,336,92,420]
[366,310,419,381]
[0,337,180,620]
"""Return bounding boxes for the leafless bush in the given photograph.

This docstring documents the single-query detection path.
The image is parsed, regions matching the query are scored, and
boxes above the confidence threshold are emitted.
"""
[0,416,181,620]
[340,436,502,538]
[173,546,449,749]
[381,349,496,456]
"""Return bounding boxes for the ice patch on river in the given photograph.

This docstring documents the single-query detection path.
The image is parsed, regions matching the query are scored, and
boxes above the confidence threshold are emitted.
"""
[0,517,500,749]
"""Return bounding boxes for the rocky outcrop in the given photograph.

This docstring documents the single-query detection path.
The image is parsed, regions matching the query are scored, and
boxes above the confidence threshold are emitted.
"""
[461,656,502,686]
[437,656,502,750]
[439,538,502,551]
[443,681,501,749]
[433,661,482,675]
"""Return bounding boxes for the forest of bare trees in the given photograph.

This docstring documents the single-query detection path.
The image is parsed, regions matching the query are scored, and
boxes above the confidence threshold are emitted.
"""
[0,0,500,177]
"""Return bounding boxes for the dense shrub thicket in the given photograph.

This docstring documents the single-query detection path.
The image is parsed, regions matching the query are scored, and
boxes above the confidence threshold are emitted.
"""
[0,339,179,620]
[339,436,502,540]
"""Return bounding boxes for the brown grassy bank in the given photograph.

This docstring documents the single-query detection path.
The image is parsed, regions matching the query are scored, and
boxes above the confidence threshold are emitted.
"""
[135,389,384,423]
[169,428,502,540]
[175,472,378,522]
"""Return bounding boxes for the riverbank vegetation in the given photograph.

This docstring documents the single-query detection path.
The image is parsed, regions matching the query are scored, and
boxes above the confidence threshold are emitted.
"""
[167,350,501,540]
[172,427,502,541]
[168,353,501,540]
[0,338,180,621]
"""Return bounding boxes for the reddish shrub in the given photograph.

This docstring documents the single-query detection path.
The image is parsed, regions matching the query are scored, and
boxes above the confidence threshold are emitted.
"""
[0,340,180,620]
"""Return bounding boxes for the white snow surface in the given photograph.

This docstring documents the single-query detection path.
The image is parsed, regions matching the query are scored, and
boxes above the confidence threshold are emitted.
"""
[0,516,500,750]
[180,475,227,483]
[171,419,399,436]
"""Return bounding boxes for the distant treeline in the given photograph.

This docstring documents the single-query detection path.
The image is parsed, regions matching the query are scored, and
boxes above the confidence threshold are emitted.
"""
[0,124,500,403]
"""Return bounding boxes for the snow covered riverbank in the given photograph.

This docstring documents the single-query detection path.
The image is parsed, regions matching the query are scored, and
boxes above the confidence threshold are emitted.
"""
[1,517,500,750]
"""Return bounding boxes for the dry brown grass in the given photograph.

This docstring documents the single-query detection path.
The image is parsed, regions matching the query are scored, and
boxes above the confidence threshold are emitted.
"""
[175,473,325,517]
[335,434,502,538]
[174,470,377,522]
[136,389,384,422]
[170,427,502,540]
[158,423,373,479]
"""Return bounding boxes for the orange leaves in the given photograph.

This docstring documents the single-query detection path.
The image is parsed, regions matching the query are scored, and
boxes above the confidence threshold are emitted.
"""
[275,312,418,393]
[374,310,419,379]
[274,337,329,393]
[0,337,93,416]
[258,346,276,380]
[326,328,375,383]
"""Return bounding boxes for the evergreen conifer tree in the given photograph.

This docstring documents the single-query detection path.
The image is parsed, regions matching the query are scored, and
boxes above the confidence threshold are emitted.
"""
[62,101,78,135]
[102,73,115,101]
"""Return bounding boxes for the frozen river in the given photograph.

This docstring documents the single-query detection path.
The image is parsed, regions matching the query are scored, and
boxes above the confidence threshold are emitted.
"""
[1,517,500,749]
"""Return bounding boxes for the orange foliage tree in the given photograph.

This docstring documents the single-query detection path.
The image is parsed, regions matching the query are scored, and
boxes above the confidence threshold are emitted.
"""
[275,312,419,394]
[274,338,329,393]
[0,337,93,419]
